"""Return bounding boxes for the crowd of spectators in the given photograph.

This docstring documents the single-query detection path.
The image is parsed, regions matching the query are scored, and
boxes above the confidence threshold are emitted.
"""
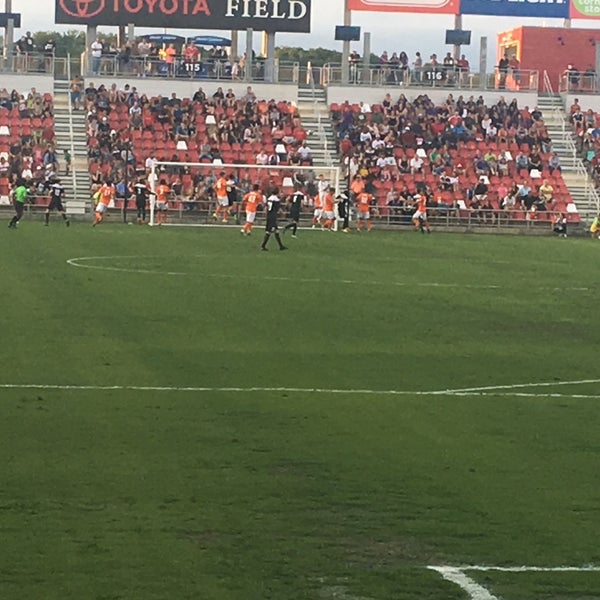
[570,97,600,193]
[332,92,576,223]
[85,82,309,209]
[0,87,58,202]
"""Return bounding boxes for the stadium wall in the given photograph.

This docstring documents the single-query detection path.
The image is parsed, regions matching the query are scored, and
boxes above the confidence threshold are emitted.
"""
[86,78,299,104]
[2,74,54,95]
[326,86,538,108]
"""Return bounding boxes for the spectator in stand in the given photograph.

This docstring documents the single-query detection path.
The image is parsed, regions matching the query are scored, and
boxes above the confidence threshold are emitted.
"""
[297,141,313,165]
[565,64,580,90]
[548,153,562,174]
[456,54,469,84]
[538,179,554,207]
[413,52,423,83]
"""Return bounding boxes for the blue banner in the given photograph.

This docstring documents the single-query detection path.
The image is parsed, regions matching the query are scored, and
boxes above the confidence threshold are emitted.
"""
[460,0,569,18]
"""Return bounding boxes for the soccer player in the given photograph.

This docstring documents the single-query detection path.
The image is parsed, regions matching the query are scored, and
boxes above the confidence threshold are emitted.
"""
[311,191,323,228]
[590,214,600,239]
[321,186,336,231]
[412,193,431,234]
[93,179,115,226]
[155,178,171,226]
[240,183,263,235]
[45,177,70,227]
[213,170,230,223]
[282,186,305,238]
[133,177,150,224]
[260,187,288,251]
[356,189,373,232]
[8,180,30,229]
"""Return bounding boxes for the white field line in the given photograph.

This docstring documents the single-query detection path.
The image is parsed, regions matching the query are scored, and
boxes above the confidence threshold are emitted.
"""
[1,379,600,398]
[65,256,593,292]
[428,566,499,600]
[436,379,600,394]
[461,565,600,572]
[428,565,600,600]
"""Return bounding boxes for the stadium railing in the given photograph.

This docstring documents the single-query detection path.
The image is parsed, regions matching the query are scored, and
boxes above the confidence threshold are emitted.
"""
[558,73,599,95]
[321,63,539,92]
[80,54,301,84]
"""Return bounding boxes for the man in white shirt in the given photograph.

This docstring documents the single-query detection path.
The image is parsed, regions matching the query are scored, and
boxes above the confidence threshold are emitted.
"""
[256,150,269,165]
[297,142,313,165]
[91,39,103,75]
[409,155,424,174]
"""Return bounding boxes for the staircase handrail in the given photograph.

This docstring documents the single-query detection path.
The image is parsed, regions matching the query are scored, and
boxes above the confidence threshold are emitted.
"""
[65,54,78,203]
[542,70,554,96]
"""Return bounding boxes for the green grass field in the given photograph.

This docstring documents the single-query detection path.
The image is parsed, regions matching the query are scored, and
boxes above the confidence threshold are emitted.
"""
[1,222,600,600]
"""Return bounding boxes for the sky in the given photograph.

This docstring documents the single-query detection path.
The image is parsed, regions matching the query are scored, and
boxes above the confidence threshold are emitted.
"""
[6,0,600,67]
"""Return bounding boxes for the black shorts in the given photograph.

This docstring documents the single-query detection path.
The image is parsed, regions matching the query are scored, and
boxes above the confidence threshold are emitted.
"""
[48,197,64,212]
[289,210,300,221]
[266,219,278,232]
[136,199,146,210]
[14,201,24,218]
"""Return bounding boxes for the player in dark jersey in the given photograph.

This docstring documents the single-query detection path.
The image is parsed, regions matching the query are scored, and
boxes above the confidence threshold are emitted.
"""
[8,180,30,229]
[337,192,350,233]
[45,178,69,226]
[133,177,150,224]
[282,186,304,238]
[260,187,287,251]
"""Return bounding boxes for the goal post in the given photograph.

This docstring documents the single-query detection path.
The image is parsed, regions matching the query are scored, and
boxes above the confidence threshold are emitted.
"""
[148,162,341,228]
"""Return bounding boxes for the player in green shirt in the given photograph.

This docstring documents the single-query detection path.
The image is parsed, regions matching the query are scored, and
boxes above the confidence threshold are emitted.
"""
[8,180,30,229]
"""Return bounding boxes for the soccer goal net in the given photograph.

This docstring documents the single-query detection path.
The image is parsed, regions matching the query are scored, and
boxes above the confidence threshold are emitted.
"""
[147,162,342,228]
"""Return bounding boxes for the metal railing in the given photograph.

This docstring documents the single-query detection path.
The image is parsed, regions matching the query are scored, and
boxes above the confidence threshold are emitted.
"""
[65,54,78,205]
[558,73,599,94]
[0,54,80,78]
[80,54,301,84]
[321,63,539,92]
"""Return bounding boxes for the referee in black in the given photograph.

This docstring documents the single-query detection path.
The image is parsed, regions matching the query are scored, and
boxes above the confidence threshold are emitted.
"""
[261,187,287,251]
[133,177,150,224]
[338,192,350,233]
[282,185,304,238]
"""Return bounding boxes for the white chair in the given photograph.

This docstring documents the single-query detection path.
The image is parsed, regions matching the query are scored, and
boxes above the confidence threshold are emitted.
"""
[176,140,188,151]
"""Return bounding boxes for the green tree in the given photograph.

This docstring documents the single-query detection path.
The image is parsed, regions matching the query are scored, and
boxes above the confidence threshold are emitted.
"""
[275,46,342,67]
[32,30,86,57]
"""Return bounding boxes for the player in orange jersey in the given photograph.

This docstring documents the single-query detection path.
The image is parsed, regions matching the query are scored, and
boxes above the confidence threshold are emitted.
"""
[412,193,431,233]
[355,190,373,231]
[93,179,115,227]
[155,179,171,225]
[321,186,336,230]
[241,184,263,235]
[213,171,230,223]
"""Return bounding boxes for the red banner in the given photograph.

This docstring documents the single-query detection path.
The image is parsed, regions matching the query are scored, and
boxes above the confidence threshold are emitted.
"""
[348,0,458,14]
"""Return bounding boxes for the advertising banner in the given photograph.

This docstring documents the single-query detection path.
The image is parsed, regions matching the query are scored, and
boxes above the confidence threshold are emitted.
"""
[347,0,459,15]
[570,0,600,18]
[55,0,312,33]
[460,0,569,18]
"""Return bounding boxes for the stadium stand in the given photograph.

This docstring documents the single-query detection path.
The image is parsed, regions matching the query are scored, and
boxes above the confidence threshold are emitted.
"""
[331,93,580,225]
[84,82,310,213]
[0,88,56,207]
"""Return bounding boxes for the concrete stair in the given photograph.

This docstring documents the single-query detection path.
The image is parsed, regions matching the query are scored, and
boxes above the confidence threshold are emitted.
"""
[297,87,338,168]
[538,94,599,220]
[53,80,90,215]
